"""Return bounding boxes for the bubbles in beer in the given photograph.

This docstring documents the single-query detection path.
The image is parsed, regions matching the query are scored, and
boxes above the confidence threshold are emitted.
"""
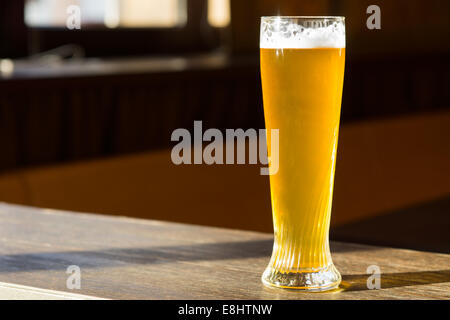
[260,17,345,49]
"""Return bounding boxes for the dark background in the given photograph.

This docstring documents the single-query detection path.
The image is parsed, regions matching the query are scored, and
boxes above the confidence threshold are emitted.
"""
[0,0,449,253]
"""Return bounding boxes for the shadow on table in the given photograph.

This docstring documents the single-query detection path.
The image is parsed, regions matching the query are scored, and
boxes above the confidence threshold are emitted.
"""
[0,239,272,273]
[0,238,377,273]
[332,195,450,254]
[341,270,450,291]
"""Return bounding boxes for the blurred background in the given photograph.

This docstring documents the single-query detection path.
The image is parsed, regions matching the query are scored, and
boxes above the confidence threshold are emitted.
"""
[0,0,449,253]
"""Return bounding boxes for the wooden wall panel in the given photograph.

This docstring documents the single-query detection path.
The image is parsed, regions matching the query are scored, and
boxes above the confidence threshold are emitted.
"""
[1,110,449,234]
[230,0,450,55]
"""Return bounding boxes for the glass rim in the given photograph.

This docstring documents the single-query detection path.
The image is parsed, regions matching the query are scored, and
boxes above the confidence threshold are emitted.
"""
[261,16,345,21]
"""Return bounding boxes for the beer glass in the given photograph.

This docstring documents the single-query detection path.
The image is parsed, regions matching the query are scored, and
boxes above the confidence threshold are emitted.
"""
[260,17,345,291]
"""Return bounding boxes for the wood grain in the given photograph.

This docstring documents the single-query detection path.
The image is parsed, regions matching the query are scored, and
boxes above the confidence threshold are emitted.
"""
[0,203,448,300]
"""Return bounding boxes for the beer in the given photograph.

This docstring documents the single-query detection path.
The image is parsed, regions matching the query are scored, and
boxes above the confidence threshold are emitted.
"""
[260,17,346,291]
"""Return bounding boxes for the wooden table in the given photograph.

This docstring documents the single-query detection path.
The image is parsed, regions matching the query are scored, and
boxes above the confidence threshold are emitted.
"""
[0,203,449,300]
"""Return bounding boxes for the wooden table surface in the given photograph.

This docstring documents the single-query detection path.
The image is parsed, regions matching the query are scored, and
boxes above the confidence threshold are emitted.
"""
[0,203,449,300]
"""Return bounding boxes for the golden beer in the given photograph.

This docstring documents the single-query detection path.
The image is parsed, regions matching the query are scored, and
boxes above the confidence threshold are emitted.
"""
[260,17,345,291]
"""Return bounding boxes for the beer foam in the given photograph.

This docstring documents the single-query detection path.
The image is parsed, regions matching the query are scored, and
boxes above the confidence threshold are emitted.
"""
[260,17,345,49]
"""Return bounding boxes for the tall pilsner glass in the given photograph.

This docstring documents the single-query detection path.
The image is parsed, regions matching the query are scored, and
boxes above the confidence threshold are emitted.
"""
[260,17,346,291]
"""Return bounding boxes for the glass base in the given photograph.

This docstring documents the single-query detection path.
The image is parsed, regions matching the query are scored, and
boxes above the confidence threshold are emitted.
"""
[262,264,341,292]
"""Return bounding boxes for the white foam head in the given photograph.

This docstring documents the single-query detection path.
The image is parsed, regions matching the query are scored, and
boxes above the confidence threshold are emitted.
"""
[260,17,345,49]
